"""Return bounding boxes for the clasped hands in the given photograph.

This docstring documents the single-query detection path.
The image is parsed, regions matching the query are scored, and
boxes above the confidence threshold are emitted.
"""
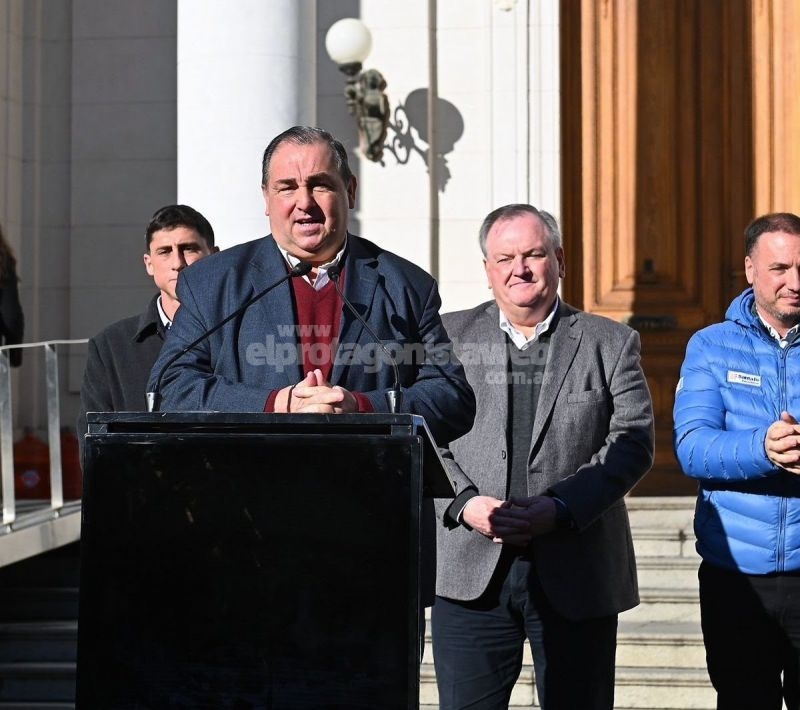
[462,494,558,547]
[766,411,800,475]
[274,368,357,414]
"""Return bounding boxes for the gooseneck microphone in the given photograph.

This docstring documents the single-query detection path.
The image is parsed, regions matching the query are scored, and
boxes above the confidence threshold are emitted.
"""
[147,261,313,412]
[327,265,404,414]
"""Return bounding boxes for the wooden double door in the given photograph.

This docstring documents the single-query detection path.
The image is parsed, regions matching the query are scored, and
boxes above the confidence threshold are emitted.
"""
[560,0,800,494]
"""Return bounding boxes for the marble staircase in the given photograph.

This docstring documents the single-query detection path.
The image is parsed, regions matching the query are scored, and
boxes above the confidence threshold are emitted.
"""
[421,496,715,710]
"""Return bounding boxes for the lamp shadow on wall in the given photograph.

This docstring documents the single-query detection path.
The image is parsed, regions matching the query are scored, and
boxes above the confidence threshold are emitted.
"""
[382,88,464,193]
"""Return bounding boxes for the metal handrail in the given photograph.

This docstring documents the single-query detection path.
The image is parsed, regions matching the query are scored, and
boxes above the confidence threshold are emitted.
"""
[0,339,89,527]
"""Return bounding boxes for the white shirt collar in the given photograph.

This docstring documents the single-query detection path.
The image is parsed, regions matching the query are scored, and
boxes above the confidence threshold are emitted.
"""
[276,236,348,291]
[156,295,172,329]
[758,312,800,349]
[498,297,559,350]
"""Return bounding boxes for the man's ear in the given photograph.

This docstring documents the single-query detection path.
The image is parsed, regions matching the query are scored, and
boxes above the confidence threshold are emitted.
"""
[347,175,358,209]
[745,255,754,286]
[143,253,154,277]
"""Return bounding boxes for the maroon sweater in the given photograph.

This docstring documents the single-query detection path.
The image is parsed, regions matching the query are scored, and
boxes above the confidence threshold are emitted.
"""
[264,268,373,412]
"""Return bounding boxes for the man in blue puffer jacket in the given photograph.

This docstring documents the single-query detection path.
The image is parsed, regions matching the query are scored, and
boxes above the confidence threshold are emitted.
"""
[674,212,800,710]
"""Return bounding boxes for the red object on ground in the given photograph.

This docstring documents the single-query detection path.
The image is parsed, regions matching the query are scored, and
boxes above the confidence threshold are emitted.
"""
[14,428,50,499]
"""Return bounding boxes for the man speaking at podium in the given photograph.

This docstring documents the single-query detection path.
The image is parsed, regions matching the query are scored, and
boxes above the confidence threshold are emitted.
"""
[148,125,475,448]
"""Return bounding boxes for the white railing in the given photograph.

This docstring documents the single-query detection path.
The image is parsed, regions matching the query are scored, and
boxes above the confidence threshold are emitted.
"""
[0,339,87,566]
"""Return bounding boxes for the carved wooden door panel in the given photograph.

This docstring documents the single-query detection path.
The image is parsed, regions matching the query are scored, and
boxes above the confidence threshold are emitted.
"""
[560,0,753,494]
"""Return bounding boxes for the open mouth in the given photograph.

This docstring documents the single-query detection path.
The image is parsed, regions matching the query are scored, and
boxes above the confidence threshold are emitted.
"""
[295,219,323,234]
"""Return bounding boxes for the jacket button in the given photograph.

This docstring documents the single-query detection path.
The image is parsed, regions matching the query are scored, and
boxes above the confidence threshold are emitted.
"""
[501,450,507,460]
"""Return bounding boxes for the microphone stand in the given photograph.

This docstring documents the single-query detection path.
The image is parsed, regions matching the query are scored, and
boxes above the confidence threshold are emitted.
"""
[328,266,403,414]
[147,261,312,412]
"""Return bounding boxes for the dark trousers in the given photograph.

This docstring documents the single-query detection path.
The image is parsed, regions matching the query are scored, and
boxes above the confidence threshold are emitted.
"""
[699,560,800,710]
[431,553,617,710]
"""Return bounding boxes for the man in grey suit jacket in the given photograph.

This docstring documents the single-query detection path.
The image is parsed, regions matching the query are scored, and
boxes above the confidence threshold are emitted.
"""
[432,204,654,710]
[149,126,475,447]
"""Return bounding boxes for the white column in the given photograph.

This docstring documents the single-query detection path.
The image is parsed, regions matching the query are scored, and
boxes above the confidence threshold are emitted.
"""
[433,0,561,312]
[489,0,560,217]
[177,0,316,249]
[527,0,560,218]
[0,0,24,247]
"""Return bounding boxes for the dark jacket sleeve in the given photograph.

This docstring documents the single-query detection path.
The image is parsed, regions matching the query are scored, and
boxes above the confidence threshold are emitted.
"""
[77,337,113,447]
[0,269,24,367]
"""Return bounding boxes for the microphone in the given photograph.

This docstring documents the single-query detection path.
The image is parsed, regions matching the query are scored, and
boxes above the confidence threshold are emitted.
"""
[327,264,403,414]
[147,261,313,412]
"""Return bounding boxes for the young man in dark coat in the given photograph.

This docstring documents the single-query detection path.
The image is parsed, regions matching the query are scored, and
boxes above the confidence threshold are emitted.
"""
[78,204,217,437]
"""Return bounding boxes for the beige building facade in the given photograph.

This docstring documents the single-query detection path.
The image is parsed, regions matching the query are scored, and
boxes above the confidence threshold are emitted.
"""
[0,0,797,494]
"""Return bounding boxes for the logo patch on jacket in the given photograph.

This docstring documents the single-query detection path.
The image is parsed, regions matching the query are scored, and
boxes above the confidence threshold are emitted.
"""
[727,370,761,387]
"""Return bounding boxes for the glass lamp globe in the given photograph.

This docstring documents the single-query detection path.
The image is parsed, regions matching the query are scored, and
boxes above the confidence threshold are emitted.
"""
[325,18,373,66]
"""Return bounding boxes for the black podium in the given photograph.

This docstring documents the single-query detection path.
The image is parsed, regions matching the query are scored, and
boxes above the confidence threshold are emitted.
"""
[76,413,453,710]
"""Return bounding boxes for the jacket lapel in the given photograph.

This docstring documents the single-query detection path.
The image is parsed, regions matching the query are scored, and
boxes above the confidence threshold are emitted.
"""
[250,237,303,383]
[474,302,510,434]
[529,303,582,452]
[331,237,379,383]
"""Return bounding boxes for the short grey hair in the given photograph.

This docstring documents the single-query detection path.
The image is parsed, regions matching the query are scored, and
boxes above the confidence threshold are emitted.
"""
[478,203,562,257]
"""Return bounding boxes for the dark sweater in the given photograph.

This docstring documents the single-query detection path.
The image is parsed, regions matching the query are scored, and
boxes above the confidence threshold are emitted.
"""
[264,268,374,413]
[507,335,549,499]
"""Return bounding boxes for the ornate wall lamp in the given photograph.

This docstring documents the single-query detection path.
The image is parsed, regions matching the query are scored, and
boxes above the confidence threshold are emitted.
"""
[325,18,391,163]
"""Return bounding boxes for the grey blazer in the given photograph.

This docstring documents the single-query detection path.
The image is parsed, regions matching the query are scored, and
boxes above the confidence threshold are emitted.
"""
[435,300,654,621]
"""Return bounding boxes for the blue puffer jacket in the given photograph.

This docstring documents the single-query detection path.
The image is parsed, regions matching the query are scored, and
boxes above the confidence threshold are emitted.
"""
[674,288,800,574]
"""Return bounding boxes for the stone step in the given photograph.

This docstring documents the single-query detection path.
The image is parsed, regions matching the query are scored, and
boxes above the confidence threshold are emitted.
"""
[614,666,714,709]
[626,496,696,515]
[617,620,705,669]
[421,664,714,709]
[0,590,79,623]
[633,526,698,559]
[422,623,706,696]
[423,620,707,703]
[423,706,702,710]
[0,704,74,709]
[621,587,700,623]
[0,622,77,662]
[636,556,700,589]
[627,496,697,559]
[0,544,80,590]
[0,663,75,703]
[628,501,694,526]
[420,665,535,708]
[425,619,705,667]
[627,510,695,533]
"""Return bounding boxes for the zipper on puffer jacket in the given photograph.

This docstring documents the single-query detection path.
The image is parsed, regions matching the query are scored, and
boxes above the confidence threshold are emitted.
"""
[777,336,798,572]
[778,496,788,573]
[781,337,790,413]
